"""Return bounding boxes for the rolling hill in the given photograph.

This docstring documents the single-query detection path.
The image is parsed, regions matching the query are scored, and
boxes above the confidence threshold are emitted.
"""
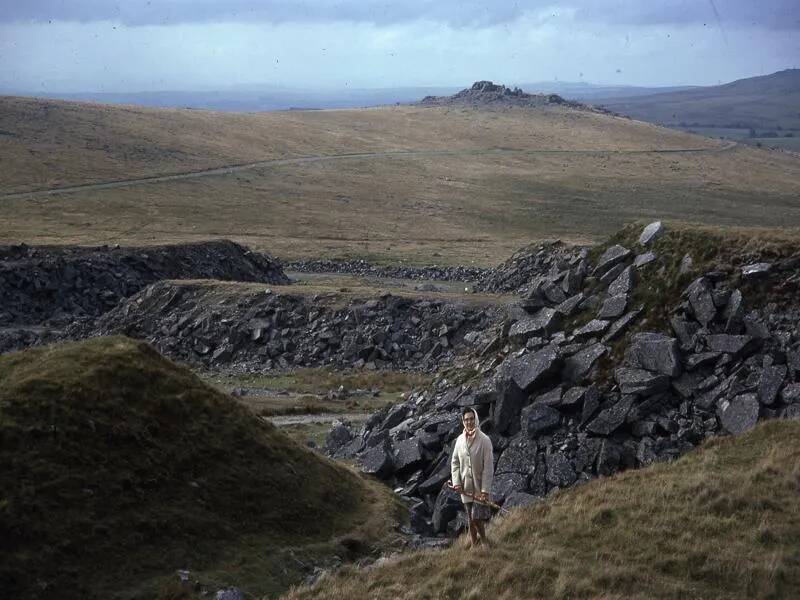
[596,69,800,131]
[1,92,799,266]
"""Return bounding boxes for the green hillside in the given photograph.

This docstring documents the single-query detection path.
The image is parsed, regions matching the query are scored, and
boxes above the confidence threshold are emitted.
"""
[0,337,399,599]
[286,420,800,600]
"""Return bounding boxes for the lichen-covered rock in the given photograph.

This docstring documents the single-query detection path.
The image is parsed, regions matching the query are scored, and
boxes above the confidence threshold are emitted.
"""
[639,221,665,246]
[563,343,607,383]
[522,404,561,438]
[586,396,634,435]
[614,368,669,397]
[686,277,716,326]
[510,345,562,392]
[626,332,682,377]
[717,393,759,435]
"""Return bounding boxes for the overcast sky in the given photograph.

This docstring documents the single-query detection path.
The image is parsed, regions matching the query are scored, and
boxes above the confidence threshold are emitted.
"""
[1,0,798,92]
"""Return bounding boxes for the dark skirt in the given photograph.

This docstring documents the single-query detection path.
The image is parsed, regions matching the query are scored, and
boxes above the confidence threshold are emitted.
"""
[464,501,492,521]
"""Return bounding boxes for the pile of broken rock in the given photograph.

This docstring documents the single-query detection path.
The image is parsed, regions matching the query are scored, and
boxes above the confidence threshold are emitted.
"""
[327,221,800,537]
[84,280,500,372]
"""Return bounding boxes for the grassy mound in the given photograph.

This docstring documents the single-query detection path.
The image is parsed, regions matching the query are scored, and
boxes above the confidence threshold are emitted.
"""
[287,420,800,600]
[0,337,399,599]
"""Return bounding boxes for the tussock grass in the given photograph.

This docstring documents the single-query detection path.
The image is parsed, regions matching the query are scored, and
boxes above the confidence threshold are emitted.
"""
[285,420,800,600]
[0,337,402,599]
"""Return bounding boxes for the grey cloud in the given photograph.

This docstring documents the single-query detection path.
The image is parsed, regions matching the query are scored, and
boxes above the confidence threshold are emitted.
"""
[3,0,798,29]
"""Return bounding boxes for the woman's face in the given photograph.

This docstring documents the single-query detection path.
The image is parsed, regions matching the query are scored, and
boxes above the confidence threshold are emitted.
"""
[463,411,476,430]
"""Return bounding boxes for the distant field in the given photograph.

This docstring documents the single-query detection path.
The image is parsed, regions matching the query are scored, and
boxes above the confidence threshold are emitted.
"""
[676,126,800,152]
[2,96,799,265]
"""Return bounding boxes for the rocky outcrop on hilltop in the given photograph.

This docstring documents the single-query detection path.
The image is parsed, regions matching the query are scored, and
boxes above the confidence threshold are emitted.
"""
[81,281,502,372]
[0,240,288,328]
[420,81,583,109]
[326,223,800,537]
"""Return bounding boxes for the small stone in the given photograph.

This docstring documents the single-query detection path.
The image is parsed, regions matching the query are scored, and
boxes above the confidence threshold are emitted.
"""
[492,377,527,435]
[522,403,561,438]
[597,294,627,319]
[432,485,462,533]
[556,293,584,317]
[563,343,607,383]
[325,421,353,451]
[634,251,657,268]
[758,365,787,406]
[393,438,423,473]
[783,404,800,420]
[586,396,634,435]
[599,263,627,287]
[510,345,562,392]
[639,221,665,246]
[601,309,641,344]
[717,394,759,435]
[781,383,800,404]
[706,334,754,355]
[492,472,529,504]
[504,491,541,509]
[686,277,716,326]
[724,289,744,329]
[679,254,694,274]
[545,453,577,487]
[580,385,601,425]
[685,351,721,371]
[625,332,681,377]
[533,386,563,407]
[573,319,610,341]
[596,440,622,476]
[593,245,631,277]
[607,266,635,297]
[561,386,586,408]
[573,437,602,472]
[741,263,772,279]
[670,315,699,348]
[508,308,562,343]
[360,445,394,479]
[614,368,669,397]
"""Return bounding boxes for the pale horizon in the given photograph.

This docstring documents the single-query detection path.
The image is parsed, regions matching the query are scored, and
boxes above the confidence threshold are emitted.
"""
[1,0,798,94]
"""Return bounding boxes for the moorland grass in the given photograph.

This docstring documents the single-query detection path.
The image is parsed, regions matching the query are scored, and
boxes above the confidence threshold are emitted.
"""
[0,336,402,599]
[2,98,800,266]
[285,419,800,600]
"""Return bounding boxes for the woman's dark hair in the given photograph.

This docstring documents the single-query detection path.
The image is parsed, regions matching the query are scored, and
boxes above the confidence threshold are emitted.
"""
[462,407,476,418]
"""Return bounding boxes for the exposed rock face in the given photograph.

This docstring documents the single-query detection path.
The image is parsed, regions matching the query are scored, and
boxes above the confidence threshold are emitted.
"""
[0,240,288,328]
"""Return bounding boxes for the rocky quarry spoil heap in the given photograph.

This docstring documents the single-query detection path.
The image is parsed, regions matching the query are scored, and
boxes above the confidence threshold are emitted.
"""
[325,222,800,538]
[0,240,288,353]
[83,281,500,372]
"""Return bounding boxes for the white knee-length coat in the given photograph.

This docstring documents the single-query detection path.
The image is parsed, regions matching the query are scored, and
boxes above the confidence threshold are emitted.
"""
[450,415,494,504]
